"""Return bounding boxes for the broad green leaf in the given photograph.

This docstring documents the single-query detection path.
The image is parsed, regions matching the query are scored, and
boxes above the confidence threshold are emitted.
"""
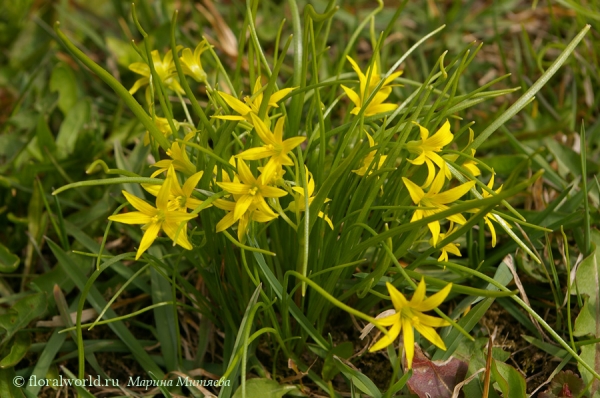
[573,231,600,298]
[491,360,527,397]
[0,368,25,398]
[334,356,382,398]
[36,115,56,154]
[0,243,19,273]
[578,343,600,397]
[574,299,598,337]
[232,378,297,398]
[0,293,46,344]
[322,342,353,382]
[0,332,31,368]
[49,63,79,115]
[55,99,90,158]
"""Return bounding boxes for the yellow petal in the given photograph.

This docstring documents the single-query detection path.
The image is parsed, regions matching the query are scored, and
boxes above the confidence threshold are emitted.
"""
[425,120,453,148]
[237,146,276,161]
[249,113,276,146]
[157,169,173,210]
[269,88,295,106]
[428,220,441,247]
[411,279,427,306]
[261,185,288,198]
[236,158,256,185]
[136,222,161,260]
[108,212,152,225]
[402,178,425,204]
[218,91,252,115]
[122,191,156,215]
[162,220,192,250]
[251,210,278,223]
[212,115,247,121]
[369,320,402,353]
[415,283,452,312]
[346,56,365,82]
[414,324,447,351]
[414,312,451,328]
[182,171,204,198]
[216,211,236,232]
[341,85,361,108]
[375,312,399,327]
[402,318,415,369]
[433,180,476,205]
[282,136,305,153]
[217,181,250,195]
[233,195,253,221]
[386,282,409,311]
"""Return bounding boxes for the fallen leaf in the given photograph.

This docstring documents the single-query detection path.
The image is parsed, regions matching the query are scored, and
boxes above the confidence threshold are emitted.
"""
[406,344,468,398]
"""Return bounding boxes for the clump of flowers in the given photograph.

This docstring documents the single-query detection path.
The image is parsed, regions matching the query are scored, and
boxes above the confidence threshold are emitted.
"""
[369,279,452,369]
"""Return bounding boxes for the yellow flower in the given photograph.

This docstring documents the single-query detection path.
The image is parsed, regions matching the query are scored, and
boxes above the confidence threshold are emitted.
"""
[406,120,454,188]
[429,223,462,262]
[213,77,295,122]
[469,174,506,247]
[216,158,287,228]
[286,167,333,229]
[180,40,211,83]
[144,117,180,146]
[142,166,208,212]
[370,280,451,369]
[443,128,481,179]
[236,114,305,184]
[129,49,183,95]
[402,168,476,246]
[213,198,277,242]
[352,132,387,176]
[151,132,196,177]
[108,166,197,259]
[340,56,402,117]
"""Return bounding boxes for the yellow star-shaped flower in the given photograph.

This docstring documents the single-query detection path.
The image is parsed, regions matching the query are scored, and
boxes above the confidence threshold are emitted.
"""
[236,114,305,184]
[370,279,452,369]
[213,77,295,122]
[429,223,462,262]
[406,120,454,188]
[129,49,183,95]
[286,167,333,229]
[151,132,197,177]
[142,166,208,212]
[340,56,402,117]
[402,168,476,246]
[352,132,387,176]
[108,165,197,259]
[216,158,287,227]
[180,40,211,83]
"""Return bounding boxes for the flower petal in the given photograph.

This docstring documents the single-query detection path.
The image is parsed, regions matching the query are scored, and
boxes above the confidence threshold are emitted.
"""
[218,181,250,195]
[218,91,252,115]
[182,171,204,198]
[369,319,402,353]
[402,318,415,369]
[414,312,451,328]
[402,178,425,204]
[415,283,452,312]
[108,212,152,225]
[236,158,256,185]
[216,211,236,232]
[261,185,288,198]
[433,180,476,205]
[386,282,409,311]
[341,85,361,108]
[411,278,427,306]
[414,324,447,351]
[136,222,160,260]
[233,195,253,221]
[122,191,156,215]
[237,146,276,160]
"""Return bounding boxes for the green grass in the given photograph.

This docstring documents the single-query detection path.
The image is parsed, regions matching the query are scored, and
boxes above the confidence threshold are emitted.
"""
[0,1,599,397]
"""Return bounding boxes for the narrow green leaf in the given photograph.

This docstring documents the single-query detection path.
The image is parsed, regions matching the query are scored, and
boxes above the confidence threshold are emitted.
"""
[0,244,19,273]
